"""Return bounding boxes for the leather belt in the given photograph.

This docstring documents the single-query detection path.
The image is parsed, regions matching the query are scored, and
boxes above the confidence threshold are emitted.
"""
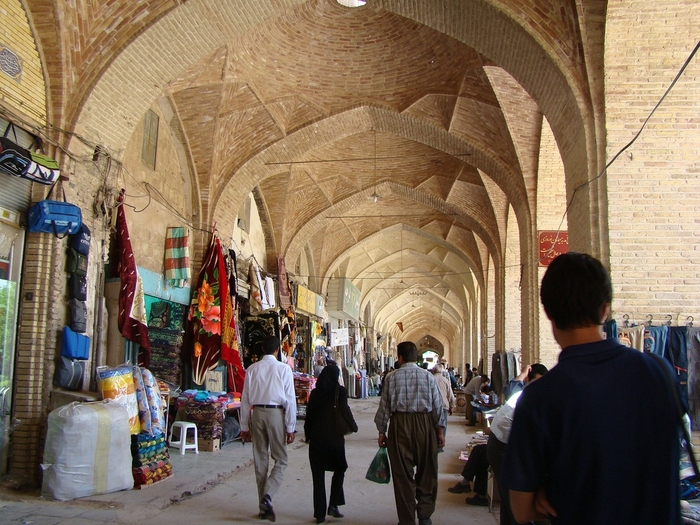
[254,404,283,409]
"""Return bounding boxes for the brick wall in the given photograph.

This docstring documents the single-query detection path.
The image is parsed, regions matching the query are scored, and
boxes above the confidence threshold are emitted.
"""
[0,1,46,123]
[504,205,522,353]
[605,0,700,326]
[536,117,566,369]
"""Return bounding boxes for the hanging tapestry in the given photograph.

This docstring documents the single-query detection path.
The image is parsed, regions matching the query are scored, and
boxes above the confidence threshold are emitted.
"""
[277,256,291,309]
[248,262,262,313]
[164,226,191,287]
[243,311,279,368]
[116,191,150,356]
[280,307,296,357]
[186,234,245,389]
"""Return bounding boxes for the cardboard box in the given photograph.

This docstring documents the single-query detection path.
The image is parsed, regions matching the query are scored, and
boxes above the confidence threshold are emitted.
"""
[200,438,220,452]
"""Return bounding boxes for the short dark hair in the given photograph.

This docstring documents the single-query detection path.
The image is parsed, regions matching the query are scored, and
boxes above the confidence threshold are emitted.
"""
[540,252,612,330]
[397,341,418,362]
[480,375,490,383]
[262,335,280,355]
[528,363,548,380]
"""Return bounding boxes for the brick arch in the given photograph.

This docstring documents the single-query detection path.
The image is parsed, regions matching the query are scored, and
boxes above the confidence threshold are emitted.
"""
[216,105,528,232]
[51,0,598,252]
[383,0,600,252]
[364,257,470,329]
[286,179,502,282]
[357,249,477,317]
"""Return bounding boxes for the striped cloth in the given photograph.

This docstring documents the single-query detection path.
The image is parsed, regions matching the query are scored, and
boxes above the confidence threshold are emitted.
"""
[164,227,190,287]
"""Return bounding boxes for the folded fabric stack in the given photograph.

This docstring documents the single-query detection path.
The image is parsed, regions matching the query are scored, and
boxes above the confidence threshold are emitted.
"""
[148,328,184,385]
[132,460,173,487]
[131,430,172,488]
[185,400,226,442]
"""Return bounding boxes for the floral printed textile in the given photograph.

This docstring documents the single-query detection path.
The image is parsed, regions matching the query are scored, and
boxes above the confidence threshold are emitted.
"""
[187,234,245,388]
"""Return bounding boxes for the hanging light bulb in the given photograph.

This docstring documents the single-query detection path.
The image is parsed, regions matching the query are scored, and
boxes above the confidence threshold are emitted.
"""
[368,130,381,202]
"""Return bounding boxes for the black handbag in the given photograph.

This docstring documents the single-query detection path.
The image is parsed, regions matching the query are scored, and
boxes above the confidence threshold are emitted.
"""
[333,385,352,436]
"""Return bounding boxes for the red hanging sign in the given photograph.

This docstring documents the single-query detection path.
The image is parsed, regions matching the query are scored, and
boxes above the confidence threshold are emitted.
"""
[538,230,569,267]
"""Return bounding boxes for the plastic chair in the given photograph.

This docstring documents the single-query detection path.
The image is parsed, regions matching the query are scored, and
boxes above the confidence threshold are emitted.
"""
[169,421,199,454]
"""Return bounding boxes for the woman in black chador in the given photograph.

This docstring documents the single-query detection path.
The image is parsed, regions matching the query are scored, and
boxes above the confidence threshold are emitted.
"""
[304,364,358,523]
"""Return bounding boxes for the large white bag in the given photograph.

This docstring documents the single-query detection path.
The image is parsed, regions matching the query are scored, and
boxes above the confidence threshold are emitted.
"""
[41,400,133,501]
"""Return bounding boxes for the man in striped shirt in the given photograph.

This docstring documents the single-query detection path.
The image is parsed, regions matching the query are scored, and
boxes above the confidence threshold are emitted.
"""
[375,341,446,525]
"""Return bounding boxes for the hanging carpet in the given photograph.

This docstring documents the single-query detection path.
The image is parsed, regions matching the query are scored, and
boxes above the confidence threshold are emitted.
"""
[186,233,245,389]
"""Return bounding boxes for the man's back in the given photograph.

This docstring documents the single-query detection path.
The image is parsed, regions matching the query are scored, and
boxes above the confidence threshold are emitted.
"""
[503,339,680,525]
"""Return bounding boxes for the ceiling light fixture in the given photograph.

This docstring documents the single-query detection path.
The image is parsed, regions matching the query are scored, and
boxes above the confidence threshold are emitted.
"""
[369,130,382,203]
[336,0,366,7]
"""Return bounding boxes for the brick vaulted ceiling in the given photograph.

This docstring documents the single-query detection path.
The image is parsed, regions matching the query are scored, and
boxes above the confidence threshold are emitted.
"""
[27,0,605,350]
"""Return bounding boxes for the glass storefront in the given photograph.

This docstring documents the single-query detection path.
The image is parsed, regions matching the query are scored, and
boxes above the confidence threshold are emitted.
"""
[0,221,24,474]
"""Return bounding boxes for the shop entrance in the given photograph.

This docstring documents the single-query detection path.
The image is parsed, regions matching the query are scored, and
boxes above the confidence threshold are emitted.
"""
[0,221,25,475]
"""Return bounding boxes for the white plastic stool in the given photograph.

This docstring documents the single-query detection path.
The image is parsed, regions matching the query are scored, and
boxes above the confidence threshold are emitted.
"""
[169,421,199,455]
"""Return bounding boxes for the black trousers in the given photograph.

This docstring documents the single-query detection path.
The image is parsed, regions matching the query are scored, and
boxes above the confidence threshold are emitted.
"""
[487,434,514,525]
[461,443,489,495]
[311,468,345,520]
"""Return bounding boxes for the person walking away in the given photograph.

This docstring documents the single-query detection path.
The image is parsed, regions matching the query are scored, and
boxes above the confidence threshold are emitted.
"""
[304,364,358,523]
[430,364,455,451]
[374,341,446,525]
[240,336,297,522]
[502,252,681,525]
[486,363,548,525]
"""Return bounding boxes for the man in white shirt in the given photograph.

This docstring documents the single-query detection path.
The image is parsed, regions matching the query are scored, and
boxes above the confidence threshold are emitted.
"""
[240,336,297,522]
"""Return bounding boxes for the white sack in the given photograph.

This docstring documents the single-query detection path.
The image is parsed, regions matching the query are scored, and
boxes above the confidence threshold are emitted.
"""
[41,400,133,501]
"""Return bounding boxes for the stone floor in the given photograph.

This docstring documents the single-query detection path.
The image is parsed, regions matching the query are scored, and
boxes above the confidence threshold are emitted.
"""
[0,396,499,524]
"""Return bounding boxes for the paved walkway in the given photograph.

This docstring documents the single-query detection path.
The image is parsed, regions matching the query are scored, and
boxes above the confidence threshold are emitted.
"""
[0,397,500,524]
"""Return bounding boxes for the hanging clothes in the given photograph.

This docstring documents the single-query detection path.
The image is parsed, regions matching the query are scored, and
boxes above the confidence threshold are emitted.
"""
[687,327,700,430]
[491,353,504,396]
[667,325,689,408]
[115,191,150,359]
[627,325,645,351]
[603,319,618,341]
[223,248,245,392]
[645,325,669,357]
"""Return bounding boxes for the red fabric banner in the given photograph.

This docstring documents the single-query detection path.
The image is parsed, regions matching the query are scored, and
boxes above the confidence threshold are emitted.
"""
[116,191,150,356]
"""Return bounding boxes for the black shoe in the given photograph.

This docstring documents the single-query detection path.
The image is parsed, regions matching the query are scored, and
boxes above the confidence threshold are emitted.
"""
[327,505,344,518]
[447,482,471,494]
[316,519,326,524]
[260,495,276,522]
[418,519,432,525]
[466,494,489,506]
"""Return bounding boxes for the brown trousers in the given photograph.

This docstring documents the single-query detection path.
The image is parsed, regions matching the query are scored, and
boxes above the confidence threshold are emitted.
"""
[387,412,438,525]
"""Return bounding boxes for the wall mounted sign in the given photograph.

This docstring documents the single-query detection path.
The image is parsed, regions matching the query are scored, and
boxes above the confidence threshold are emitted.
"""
[538,230,569,267]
